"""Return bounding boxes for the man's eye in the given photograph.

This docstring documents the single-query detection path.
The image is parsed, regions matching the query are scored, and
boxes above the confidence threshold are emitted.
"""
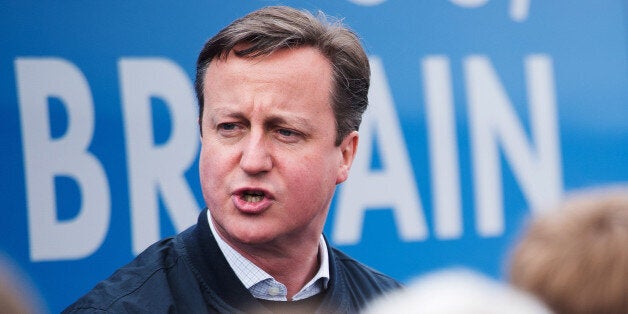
[276,128,303,143]
[277,129,294,137]
[218,123,237,131]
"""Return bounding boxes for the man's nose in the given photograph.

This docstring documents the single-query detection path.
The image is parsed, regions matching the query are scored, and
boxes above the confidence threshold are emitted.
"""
[239,131,272,174]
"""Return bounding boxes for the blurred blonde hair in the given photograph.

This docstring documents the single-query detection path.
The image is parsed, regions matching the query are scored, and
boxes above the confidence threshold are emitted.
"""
[509,187,628,314]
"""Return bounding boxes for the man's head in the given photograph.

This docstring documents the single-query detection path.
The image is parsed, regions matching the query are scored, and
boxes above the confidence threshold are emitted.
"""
[195,6,370,146]
[195,6,368,254]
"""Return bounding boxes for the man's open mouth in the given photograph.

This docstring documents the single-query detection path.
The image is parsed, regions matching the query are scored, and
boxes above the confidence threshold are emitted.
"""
[241,190,265,203]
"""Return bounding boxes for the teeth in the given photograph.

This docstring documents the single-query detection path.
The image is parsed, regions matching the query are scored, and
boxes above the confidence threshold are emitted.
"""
[242,194,263,202]
[242,191,264,203]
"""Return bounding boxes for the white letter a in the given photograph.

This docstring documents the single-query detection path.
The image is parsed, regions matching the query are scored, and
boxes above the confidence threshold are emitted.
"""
[333,57,427,245]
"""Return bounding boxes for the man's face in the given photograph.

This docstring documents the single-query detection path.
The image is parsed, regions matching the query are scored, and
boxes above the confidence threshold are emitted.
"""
[199,47,358,249]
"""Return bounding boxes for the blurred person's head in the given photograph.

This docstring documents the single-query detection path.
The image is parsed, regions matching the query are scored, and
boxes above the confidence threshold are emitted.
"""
[509,187,628,314]
[0,254,45,314]
[363,268,550,314]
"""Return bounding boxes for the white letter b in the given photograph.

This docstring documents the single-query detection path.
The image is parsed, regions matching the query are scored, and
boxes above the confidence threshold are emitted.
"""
[15,58,110,261]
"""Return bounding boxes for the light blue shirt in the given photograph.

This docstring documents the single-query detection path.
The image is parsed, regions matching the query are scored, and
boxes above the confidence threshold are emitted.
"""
[207,211,330,301]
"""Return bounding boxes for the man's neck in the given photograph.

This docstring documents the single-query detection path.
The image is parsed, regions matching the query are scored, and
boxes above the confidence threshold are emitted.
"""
[208,213,323,299]
[247,249,319,300]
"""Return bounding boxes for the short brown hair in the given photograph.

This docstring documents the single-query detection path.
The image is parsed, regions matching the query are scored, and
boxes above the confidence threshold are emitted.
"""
[195,6,370,145]
[509,188,628,314]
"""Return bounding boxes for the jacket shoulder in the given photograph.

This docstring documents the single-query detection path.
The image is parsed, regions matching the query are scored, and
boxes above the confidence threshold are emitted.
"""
[331,247,402,292]
[63,237,182,313]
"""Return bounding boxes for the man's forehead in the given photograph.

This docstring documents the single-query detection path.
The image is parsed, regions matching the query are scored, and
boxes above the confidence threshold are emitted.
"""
[203,47,333,100]
[207,45,329,72]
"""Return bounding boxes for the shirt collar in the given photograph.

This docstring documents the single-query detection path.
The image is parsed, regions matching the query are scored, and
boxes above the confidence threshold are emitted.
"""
[207,210,330,300]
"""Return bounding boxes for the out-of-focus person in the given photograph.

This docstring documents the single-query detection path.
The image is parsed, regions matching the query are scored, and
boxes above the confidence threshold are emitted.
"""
[0,253,46,314]
[509,187,628,314]
[363,268,550,314]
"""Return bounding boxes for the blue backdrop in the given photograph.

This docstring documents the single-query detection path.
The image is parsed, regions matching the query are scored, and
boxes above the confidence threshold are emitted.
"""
[2,1,626,312]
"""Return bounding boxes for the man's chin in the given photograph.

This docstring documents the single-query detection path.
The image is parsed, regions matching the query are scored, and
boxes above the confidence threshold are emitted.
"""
[227,227,278,246]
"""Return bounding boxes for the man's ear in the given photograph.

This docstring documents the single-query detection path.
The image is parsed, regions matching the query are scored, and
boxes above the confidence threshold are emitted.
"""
[336,131,359,184]
[198,116,203,138]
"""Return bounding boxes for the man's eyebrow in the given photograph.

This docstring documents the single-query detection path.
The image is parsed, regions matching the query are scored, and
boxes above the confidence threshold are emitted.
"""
[207,108,246,122]
[265,114,313,130]
[208,107,238,116]
[207,107,315,130]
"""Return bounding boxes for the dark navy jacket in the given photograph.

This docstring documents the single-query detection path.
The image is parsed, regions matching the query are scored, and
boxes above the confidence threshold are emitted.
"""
[64,209,402,313]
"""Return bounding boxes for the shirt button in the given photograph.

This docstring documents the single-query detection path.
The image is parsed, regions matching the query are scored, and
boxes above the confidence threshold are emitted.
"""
[268,286,281,296]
